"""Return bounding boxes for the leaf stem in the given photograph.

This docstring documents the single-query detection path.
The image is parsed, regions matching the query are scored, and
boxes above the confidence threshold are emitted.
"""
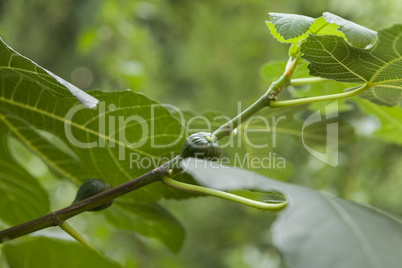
[269,83,371,108]
[290,77,328,86]
[161,176,287,212]
[59,221,101,255]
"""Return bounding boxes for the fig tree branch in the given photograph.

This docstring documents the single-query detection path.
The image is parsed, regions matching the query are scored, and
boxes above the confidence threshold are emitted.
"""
[0,56,297,243]
[0,158,175,243]
[1,55,366,245]
[213,56,299,140]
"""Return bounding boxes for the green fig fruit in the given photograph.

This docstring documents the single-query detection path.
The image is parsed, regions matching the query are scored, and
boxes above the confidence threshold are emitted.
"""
[180,132,221,160]
[72,179,113,211]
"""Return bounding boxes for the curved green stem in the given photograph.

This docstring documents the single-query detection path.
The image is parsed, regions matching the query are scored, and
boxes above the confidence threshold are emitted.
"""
[162,176,287,212]
[269,83,372,108]
[59,221,101,255]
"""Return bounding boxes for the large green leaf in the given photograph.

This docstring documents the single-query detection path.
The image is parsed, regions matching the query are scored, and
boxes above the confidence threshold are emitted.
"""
[301,24,402,106]
[0,38,188,250]
[2,237,120,268]
[182,159,402,268]
[0,38,186,193]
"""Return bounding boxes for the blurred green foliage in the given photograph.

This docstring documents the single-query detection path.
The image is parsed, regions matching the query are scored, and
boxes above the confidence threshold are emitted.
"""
[3,0,400,114]
[1,1,402,267]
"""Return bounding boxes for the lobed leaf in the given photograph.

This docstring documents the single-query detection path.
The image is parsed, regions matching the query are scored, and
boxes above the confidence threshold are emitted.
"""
[301,24,402,106]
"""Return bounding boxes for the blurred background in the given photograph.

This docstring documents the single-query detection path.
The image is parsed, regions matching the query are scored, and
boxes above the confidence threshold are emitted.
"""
[1,0,402,267]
